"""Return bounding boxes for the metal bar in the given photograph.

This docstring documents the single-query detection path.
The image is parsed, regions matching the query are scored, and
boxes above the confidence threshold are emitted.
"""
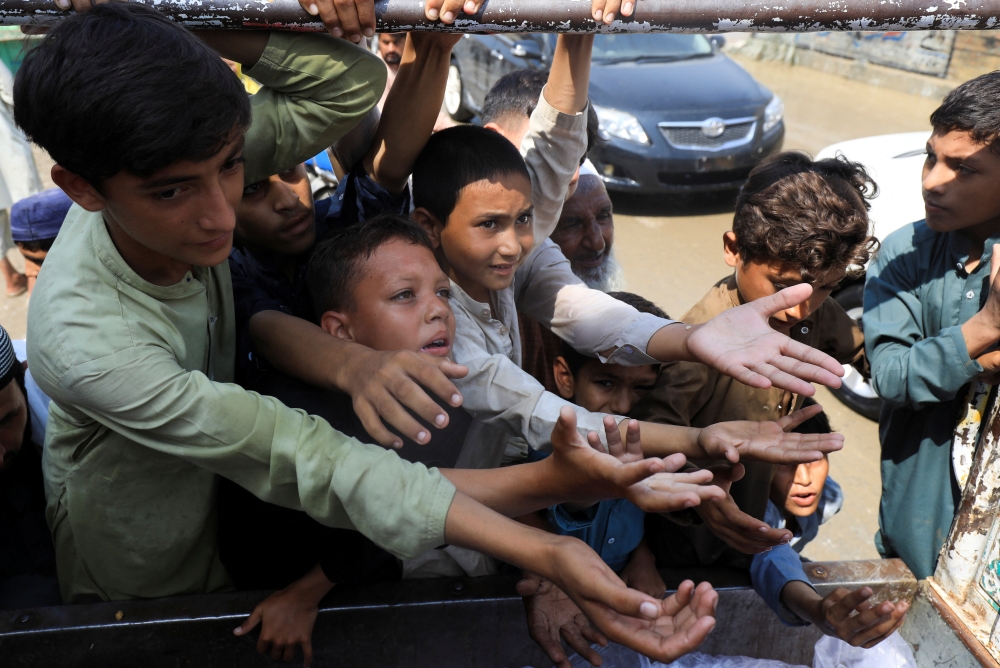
[0,0,997,33]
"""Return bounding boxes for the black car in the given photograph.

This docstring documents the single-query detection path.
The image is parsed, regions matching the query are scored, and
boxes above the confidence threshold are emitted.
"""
[446,33,785,194]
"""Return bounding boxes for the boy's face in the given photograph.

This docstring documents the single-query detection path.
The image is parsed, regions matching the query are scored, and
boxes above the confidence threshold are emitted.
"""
[723,231,845,335]
[923,128,1000,239]
[770,456,829,518]
[320,239,457,358]
[54,134,245,278]
[419,174,534,302]
[237,164,316,258]
[553,357,659,415]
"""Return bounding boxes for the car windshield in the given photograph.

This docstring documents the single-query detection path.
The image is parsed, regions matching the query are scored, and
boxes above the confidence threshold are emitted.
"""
[591,34,713,63]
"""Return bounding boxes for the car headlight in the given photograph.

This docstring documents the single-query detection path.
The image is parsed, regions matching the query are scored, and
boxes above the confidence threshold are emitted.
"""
[763,94,784,133]
[593,105,650,145]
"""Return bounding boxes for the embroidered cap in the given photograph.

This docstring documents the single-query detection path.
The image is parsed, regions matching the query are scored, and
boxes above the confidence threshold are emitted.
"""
[0,325,17,390]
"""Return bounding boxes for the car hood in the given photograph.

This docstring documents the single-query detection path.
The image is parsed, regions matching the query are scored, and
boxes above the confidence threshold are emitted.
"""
[588,54,771,117]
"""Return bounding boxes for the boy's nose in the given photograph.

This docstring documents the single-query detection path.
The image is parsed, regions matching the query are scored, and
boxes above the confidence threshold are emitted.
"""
[922,162,950,193]
[794,463,813,486]
[425,295,452,321]
[609,389,633,416]
[200,184,237,233]
[273,181,300,211]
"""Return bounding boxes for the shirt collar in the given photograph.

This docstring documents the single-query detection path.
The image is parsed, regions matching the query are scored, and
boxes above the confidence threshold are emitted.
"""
[85,205,210,300]
[449,280,495,322]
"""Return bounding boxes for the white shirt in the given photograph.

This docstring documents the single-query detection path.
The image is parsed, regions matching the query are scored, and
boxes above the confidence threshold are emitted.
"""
[12,338,50,448]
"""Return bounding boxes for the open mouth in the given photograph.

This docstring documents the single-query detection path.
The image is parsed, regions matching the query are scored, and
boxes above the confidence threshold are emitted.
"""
[489,264,515,276]
[420,336,451,357]
[790,492,817,507]
[575,252,607,269]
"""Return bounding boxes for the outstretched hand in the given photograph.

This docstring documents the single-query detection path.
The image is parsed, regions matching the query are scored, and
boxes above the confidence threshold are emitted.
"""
[517,573,609,668]
[686,284,845,396]
[816,586,910,648]
[551,409,724,513]
[698,404,845,464]
[692,463,793,553]
[543,538,717,663]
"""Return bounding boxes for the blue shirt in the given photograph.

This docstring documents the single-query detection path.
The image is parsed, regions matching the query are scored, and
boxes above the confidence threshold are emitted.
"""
[749,478,843,626]
[548,499,646,573]
[864,220,995,578]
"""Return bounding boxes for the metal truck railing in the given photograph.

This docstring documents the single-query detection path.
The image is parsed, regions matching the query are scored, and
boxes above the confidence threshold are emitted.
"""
[0,0,998,33]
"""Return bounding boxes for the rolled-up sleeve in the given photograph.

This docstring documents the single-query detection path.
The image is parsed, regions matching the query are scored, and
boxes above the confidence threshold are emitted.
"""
[865,239,980,410]
[52,346,455,560]
[750,544,813,627]
[242,32,387,185]
[514,239,672,365]
[451,305,619,451]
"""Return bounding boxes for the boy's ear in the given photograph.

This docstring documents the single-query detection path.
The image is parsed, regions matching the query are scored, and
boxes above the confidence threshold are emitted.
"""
[412,208,444,249]
[552,356,576,401]
[722,230,741,269]
[51,165,107,213]
[320,310,355,342]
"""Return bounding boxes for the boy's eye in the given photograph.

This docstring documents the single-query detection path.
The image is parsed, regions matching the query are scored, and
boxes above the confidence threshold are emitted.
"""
[243,181,265,196]
[479,220,498,230]
[437,288,451,299]
[772,283,788,291]
[391,290,415,301]
[594,380,615,389]
[516,214,533,226]
[155,187,183,201]
[224,156,246,172]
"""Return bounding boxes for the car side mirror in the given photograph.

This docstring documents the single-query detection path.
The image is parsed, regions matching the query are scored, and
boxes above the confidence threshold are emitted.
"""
[709,35,726,50]
[511,40,543,60]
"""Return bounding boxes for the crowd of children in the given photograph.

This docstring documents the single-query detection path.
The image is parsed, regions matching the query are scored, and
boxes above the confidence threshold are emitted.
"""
[1,0,998,665]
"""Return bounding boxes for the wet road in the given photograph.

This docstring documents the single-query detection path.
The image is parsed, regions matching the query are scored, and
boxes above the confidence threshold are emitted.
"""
[613,54,942,560]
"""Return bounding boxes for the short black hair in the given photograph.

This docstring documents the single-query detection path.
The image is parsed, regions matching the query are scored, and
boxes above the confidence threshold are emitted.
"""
[931,71,1000,152]
[480,69,549,129]
[412,124,530,225]
[14,3,251,187]
[561,292,669,375]
[481,68,602,160]
[790,397,832,436]
[306,214,435,316]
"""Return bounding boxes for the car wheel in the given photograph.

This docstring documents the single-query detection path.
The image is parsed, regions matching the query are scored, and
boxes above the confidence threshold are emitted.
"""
[830,283,882,421]
[445,62,474,122]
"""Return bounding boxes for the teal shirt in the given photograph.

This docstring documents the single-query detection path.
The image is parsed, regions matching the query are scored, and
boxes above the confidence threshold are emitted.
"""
[864,219,995,579]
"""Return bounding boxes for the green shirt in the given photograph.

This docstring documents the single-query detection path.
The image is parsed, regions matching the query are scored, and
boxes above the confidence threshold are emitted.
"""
[865,219,992,579]
[27,33,455,603]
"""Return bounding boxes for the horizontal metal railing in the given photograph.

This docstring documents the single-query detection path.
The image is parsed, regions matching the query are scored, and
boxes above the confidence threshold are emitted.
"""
[0,0,997,33]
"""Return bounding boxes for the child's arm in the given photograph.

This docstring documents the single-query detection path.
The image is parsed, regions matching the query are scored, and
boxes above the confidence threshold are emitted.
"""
[515,242,845,398]
[445,491,718,662]
[519,35,593,240]
[619,540,666,598]
[866,237,990,409]
[362,32,460,194]
[249,310,468,448]
[751,545,909,647]
[233,564,334,667]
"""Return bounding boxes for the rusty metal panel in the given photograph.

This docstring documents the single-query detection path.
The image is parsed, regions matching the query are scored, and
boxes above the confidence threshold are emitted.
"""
[0,0,998,33]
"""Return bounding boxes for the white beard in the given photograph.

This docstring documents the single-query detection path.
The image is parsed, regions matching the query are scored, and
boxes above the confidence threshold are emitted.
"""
[574,248,626,292]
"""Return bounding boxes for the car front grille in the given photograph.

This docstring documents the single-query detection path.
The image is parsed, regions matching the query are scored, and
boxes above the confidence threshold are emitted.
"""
[658,117,756,151]
[657,164,755,187]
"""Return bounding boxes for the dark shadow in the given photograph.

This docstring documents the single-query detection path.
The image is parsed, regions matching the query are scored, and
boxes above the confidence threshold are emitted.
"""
[609,188,740,217]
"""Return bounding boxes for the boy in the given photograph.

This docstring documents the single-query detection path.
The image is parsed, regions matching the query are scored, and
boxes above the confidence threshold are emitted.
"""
[226,215,724,664]
[750,408,909,648]
[865,71,1000,579]
[10,188,73,296]
[521,291,670,668]
[14,10,724,659]
[411,127,845,470]
[632,152,876,570]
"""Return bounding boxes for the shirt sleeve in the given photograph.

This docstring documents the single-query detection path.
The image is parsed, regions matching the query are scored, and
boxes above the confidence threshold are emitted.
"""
[750,543,814,627]
[242,32,387,186]
[324,163,411,226]
[520,90,589,241]
[49,346,455,561]
[514,239,673,366]
[864,241,981,410]
[450,305,619,451]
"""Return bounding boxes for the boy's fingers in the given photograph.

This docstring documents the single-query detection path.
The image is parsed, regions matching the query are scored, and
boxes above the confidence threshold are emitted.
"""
[436,0,466,23]
[588,430,608,454]
[625,419,642,457]
[424,0,444,20]
[332,0,363,40]
[561,624,603,665]
[310,0,344,37]
[355,0,376,37]
[661,452,688,473]
[777,403,824,431]
[828,587,872,623]
[303,638,314,668]
[598,0,622,23]
[605,416,624,457]
[234,608,263,636]
[353,400,408,448]
[770,343,845,389]
[282,643,295,662]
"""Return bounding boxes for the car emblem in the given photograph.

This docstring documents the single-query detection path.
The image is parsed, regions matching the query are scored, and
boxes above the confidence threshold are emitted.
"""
[701,117,726,138]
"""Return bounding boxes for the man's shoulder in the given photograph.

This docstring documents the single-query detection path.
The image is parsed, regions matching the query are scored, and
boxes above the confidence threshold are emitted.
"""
[878,220,935,261]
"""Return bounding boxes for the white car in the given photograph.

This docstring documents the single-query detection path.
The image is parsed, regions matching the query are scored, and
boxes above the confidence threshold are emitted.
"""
[814,131,928,420]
